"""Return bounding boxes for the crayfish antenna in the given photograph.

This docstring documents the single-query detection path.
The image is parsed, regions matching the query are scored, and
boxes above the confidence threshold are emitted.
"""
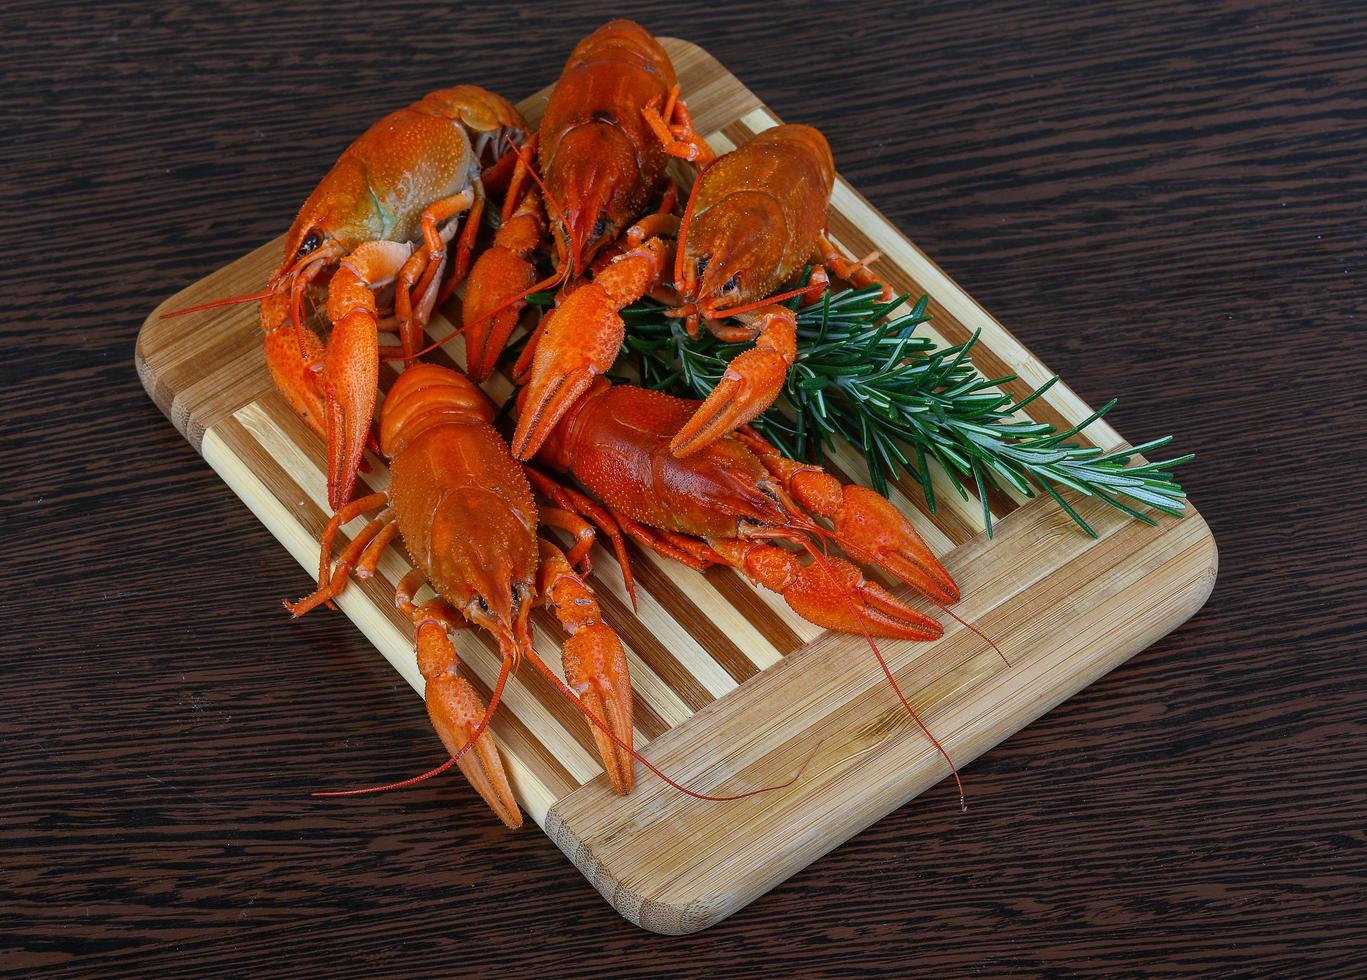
[159,289,273,319]
[791,534,968,812]
[928,600,1010,668]
[707,284,812,319]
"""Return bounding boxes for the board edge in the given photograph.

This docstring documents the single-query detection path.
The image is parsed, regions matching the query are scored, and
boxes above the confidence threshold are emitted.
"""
[543,510,1217,935]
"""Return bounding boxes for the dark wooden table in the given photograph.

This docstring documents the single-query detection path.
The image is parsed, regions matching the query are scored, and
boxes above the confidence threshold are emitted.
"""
[5,0,1364,973]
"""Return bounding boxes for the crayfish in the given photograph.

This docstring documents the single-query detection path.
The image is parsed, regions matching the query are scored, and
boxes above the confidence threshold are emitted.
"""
[285,365,634,827]
[461,18,708,384]
[525,379,958,641]
[168,85,531,512]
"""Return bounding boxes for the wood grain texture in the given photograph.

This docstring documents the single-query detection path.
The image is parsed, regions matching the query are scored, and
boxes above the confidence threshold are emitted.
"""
[4,0,1364,973]
[135,45,1216,933]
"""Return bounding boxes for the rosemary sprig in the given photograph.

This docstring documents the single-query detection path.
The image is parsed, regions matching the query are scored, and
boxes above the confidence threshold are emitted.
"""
[525,286,1191,538]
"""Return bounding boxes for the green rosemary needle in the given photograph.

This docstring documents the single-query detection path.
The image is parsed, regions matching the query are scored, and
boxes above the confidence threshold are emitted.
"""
[524,285,1191,538]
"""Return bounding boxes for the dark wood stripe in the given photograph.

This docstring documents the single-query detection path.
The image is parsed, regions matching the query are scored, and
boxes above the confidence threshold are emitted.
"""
[935,459,1021,532]
[623,546,762,684]
[702,566,806,655]
[720,119,759,149]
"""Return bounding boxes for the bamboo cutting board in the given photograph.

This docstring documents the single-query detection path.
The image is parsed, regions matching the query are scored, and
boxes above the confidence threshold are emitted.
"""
[135,37,1217,935]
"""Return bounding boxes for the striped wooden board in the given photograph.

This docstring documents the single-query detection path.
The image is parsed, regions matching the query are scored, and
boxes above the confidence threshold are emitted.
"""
[135,37,1217,935]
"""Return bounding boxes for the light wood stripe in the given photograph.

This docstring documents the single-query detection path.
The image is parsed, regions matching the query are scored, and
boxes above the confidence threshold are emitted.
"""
[622,553,774,679]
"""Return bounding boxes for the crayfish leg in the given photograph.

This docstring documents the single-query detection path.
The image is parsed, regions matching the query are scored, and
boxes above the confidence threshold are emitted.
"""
[642,84,715,165]
[535,540,635,795]
[283,492,391,617]
[816,231,891,299]
[525,467,637,607]
[668,304,797,458]
[418,622,522,829]
[394,189,475,366]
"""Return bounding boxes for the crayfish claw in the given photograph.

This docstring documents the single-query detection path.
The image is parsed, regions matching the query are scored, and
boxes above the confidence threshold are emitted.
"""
[511,363,598,461]
[783,557,943,642]
[461,187,544,382]
[562,624,635,795]
[322,350,376,513]
[261,297,330,440]
[424,668,523,829]
[833,486,960,605]
[669,346,790,457]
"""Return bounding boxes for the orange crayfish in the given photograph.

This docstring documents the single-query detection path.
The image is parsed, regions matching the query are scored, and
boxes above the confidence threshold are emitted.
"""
[169,86,531,511]
[461,18,709,383]
[510,124,885,463]
[527,380,958,640]
[285,364,633,827]
[664,124,888,456]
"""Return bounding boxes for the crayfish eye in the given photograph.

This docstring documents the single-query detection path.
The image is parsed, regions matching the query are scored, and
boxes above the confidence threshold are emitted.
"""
[592,215,608,239]
[474,596,491,616]
[297,231,322,257]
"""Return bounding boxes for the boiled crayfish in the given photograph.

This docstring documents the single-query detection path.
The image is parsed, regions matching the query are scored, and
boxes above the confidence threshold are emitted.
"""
[461,18,709,383]
[285,364,633,827]
[170,86,531,512]
[664,124,888,456]
[526,379,958,640]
